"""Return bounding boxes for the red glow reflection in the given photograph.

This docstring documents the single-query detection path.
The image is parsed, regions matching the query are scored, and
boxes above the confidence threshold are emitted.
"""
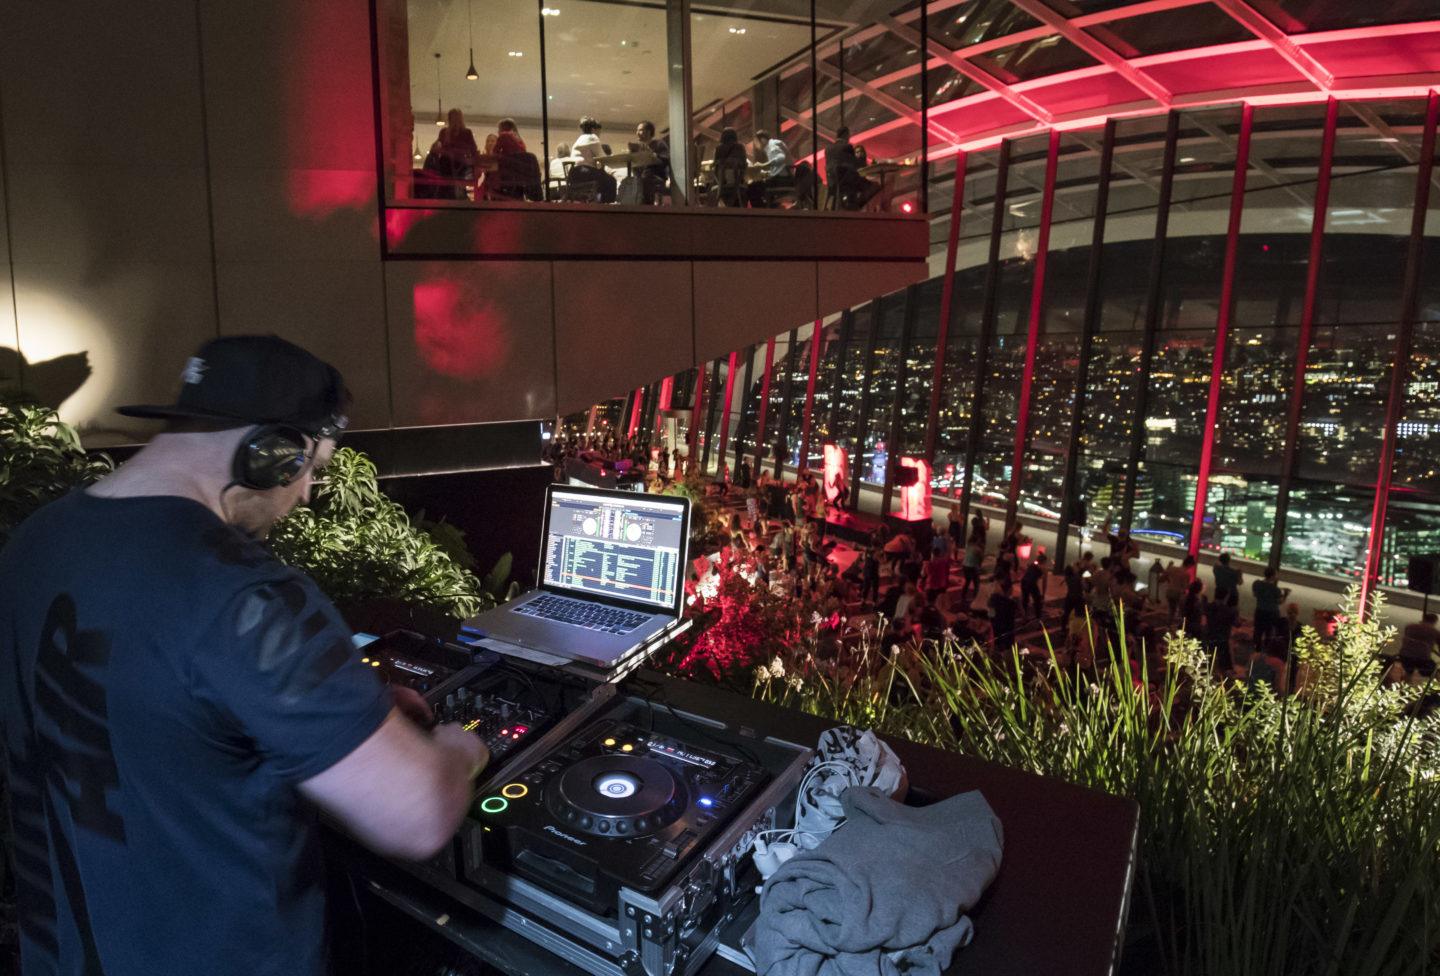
[413,278,512,379]
[286,170,374,219]
[822,443,849,505]
[281,1,378,220]
[386,208,434,246]
[896,457,932,522]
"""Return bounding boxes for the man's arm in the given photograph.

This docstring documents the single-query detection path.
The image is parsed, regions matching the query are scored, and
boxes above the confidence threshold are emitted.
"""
[301,711,488,861]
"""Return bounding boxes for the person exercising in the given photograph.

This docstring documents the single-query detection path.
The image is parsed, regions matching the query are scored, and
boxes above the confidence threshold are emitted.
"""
[0,335,487,976]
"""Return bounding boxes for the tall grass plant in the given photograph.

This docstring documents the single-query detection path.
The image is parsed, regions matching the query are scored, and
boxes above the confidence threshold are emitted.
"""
[738,591,1440,975]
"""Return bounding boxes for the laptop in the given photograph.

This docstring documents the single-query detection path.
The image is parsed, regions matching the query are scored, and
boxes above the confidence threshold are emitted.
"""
[463,484,691,669]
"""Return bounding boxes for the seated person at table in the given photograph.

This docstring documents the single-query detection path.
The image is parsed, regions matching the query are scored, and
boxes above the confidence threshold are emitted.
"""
[419,109,478,199]
[747,129,793,208]
[549,141,577,181]
[485,118,541,201]
[712,127,749,207]
[631,120,670,204]
[826,126,879,210]
[569,115,617,204]
[572,115,610,164]
[493,117,526,155]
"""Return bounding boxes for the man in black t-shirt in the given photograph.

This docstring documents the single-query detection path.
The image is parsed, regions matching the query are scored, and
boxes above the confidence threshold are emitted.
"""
[0,336,487,976]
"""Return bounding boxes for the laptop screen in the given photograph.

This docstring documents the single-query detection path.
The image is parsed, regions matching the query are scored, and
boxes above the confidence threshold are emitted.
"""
[542,488,688,612]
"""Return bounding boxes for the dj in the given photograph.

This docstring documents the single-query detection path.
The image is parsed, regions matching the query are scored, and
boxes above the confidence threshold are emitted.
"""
[0,336,488,975]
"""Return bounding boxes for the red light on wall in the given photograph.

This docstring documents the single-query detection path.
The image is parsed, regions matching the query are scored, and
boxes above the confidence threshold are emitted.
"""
[413,278,511,378]
[900,200,915,214]
[896,457,932,522]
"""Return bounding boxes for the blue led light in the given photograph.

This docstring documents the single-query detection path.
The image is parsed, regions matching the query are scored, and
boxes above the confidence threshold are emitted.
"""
[699,797,714,808]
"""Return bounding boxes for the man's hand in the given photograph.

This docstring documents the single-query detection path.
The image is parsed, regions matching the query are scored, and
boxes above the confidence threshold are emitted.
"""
[391,686,434,727]
[433,722,490,781]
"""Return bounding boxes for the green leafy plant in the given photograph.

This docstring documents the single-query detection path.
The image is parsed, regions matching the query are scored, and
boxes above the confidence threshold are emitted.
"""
[681,579,1440,976]
[0,397,112,548]
[269,447,497,619]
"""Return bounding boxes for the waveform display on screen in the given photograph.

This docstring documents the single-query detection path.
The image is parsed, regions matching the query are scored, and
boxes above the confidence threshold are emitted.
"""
[543,492,685,609]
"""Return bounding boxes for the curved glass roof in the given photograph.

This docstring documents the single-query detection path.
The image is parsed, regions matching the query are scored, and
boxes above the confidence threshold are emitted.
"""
[762,0,1440,159]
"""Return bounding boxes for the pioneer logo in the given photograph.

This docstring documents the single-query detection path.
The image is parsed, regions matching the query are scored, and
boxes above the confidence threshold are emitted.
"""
[544,825,588,847]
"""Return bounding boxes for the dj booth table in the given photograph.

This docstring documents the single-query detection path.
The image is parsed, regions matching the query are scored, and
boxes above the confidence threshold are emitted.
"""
[327,669,1139,976]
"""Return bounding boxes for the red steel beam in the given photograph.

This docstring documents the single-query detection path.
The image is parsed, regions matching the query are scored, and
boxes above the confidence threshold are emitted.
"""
[1361,90,1439,616]
[753,336,776,474]
[715,351,740,476]
[1190,102,1254,556]
[1269,96,1339,573]
[686,364,707,475]
[797,322,823,476]
[1006,128,1062,523]
[924,151,968,464]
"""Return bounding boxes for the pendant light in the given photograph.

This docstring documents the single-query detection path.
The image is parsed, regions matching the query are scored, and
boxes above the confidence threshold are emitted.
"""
[434,52,444,126]
[465,0,479,80]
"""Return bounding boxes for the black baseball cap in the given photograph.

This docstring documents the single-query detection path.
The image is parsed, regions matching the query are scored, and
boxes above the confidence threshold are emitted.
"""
[118,335,350,438]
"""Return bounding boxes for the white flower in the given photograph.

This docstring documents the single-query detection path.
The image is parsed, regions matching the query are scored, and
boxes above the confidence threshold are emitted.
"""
[769,656,786,678]
[788,676,804,691]
[755,664,773,681]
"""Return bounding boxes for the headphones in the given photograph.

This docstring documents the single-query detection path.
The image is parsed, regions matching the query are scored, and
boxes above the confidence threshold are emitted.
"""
[232,424,314,490]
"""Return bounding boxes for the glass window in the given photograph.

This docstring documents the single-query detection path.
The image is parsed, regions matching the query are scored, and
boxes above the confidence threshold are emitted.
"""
[1282,480,1371,581]
[925,0,1040,51]
[1283,101,1425,570]
[1249,0,1440,34]
[692,2,816,208]
[388,0,545,203]
[932,149,996,499]
[810,319,847,465]
[897,279,942,463]
[1040,0,1154,13]
[1394,321,1440,492]
[1018,130,1105,525]
[545,1,668,205]
[858,293,908,485]
[1070,116,1166,536]
[970,35,1096,85]
[1380,495,1440,587]
[1129,107,1242,550]
[1086,6,1252,59]
[1203,102,1330,555]
[840,305,877,483]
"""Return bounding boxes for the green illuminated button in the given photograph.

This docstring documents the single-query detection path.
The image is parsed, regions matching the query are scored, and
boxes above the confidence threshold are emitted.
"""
[479,796,509,815]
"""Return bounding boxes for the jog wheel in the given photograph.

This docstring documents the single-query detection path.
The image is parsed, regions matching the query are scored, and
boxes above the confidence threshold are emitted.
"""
[545,755,689,837]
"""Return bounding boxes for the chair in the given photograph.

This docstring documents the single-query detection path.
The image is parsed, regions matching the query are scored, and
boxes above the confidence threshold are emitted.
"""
[486,152,544,202]
[715,160,746,208]
[564,164,604,203]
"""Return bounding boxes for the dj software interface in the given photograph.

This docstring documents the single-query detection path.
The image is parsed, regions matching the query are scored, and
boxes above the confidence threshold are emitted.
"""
[544,491,685,609]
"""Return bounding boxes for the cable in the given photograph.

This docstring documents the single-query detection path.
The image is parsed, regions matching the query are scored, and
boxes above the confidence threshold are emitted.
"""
[751,759,859,854]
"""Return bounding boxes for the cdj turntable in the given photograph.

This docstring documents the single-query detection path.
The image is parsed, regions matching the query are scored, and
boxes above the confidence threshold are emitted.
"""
[474,718,770,913]
[457,696,812,976]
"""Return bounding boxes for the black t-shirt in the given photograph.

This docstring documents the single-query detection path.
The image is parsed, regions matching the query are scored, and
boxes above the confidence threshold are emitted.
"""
[0,492,391,976]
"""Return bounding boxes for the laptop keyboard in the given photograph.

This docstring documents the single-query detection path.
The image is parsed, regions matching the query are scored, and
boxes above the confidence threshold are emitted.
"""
[514,594,651,635]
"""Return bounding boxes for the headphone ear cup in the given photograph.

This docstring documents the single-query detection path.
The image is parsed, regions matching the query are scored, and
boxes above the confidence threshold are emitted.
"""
[235,425,310,490]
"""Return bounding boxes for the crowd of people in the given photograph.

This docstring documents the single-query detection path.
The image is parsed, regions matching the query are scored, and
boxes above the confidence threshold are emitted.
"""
[416,111,885,211]
[678,469,1440,700]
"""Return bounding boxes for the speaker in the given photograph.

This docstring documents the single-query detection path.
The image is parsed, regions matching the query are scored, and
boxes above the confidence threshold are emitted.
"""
[1408,554,1440,595]
[893,465,919,487]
